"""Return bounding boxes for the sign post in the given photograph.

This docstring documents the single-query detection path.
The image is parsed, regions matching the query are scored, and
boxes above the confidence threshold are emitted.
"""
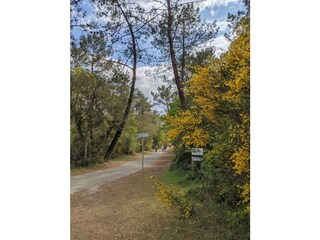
[191,148,203,174]
[136,132,149,173]
[141,136,144,173]
[191,148,204,161]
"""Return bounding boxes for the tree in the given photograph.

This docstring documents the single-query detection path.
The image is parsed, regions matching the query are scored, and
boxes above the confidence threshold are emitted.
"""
[151,84,176,111]
[71,67,123,166]
[70,0,163,162]
[164,3,250,215]
[96,0,140,160]
[133,90,161,151]
[149,0,218,109]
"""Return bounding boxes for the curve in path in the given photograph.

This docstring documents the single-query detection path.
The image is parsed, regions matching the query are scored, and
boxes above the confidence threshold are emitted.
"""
[71,151,165,193]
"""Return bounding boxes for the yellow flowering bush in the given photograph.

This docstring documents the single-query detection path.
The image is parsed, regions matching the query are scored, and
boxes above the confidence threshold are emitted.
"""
[163,16,250,212]
[164,109,209,148]
[150,176,193,219]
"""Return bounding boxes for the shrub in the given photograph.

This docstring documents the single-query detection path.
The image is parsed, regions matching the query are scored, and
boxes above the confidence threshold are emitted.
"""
[150,176,193,219]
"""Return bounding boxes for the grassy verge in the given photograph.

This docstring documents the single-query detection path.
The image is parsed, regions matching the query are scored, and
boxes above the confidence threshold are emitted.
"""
[154,167,250,240]
[71,151,153,176]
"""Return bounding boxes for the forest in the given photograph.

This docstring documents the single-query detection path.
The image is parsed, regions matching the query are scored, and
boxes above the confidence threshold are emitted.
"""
[71,0,250,238]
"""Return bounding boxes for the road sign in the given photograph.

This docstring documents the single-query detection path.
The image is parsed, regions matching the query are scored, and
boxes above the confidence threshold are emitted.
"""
[191,148,203,156]
[136,132,149,138]
[192,156,203,161]
[191,148,203,161]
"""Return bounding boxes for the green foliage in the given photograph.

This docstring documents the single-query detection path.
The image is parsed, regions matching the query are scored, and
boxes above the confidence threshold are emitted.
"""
[71,0,250,237]
[151,176,193,219]
[151,85,176,111]
[70,67,114,167]
[70,67,161,167]
[161,7,250,238]
[159,167,249,240]
[150,1,218,79]
[133,89,161,151]
[71,32,110,75]
[170,145,192,170]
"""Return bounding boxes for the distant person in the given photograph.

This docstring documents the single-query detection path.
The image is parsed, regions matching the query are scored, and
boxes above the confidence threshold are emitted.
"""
[161,146,164,152]
[164,146,167,152]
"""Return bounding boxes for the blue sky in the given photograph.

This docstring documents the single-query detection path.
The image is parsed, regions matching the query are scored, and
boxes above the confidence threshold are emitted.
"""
[71,0,245,113]
[72,0,245,43]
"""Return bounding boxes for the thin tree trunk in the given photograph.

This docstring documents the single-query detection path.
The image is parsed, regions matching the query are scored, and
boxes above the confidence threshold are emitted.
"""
[71,107,87,163]
[104,1,137,161]
[84,134,88,164]
[166,0,186,109]
[85,84,98,164]
[181,20,186,84]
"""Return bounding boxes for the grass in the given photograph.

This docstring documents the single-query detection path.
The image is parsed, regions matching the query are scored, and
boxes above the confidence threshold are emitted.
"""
[151,168,224,239]
[155,167,248,240]
[159,168,202,197]
[159,168,187,185]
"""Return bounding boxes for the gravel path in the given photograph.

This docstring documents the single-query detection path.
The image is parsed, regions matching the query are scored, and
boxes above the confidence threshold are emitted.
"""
[71,151,165,193]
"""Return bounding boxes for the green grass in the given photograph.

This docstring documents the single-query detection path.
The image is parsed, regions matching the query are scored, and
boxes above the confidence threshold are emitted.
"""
[159,168,201,195]
[159,169,186,185]
[156,167,250,240]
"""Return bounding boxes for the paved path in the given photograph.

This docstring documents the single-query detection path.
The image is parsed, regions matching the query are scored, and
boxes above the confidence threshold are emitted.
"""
[71,151,165,193]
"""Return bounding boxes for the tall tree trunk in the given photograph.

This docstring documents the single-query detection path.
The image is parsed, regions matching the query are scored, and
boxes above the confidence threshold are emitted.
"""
[181,20,186,84]
[84,84,97,164]
[71,107,86,163]
[96,124,114,153]
[166,0,186,109]
[104,0,137,161]
[84,134,89,165]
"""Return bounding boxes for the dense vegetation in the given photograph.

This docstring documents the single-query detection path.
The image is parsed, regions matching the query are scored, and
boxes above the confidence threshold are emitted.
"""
[71,0,250,238]
[71,64,162,167]
[162,12,250,238]
[70,42,163,167]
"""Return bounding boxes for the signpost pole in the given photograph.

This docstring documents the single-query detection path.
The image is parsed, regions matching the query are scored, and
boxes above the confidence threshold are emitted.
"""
[136,132,149,174]
[142,137,144,174]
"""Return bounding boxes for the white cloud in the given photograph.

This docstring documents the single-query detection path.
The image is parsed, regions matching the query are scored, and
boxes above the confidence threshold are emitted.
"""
[216,20,229,32]
[211,35,230,55]
[132,64,173,114]
[109,63,170,114]
[135,64,172,100]
[210,9,216,16]
[133,0,239,12]
[195,35,230,57]
[127,0,163,12]
[197,0,239,10]
[136,66,158,101]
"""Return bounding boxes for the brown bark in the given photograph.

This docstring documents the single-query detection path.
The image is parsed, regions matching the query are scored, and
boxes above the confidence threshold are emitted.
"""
[166,0,186,109]
[104,0,137,160]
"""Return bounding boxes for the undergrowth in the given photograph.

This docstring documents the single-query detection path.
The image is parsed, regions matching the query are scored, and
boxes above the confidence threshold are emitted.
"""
[150,176,193,219]
[151,167,250,240]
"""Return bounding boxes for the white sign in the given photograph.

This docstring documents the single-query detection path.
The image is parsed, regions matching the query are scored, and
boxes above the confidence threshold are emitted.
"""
[136,132,149,138]
[192,156,203,161]
[191,148,203,156]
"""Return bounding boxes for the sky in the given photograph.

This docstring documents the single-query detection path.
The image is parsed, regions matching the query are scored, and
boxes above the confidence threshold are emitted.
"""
[3,2,320,238]
[71,0,245,114]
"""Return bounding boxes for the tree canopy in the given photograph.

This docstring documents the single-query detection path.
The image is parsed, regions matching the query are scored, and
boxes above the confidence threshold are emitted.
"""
[70,0,250,238]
